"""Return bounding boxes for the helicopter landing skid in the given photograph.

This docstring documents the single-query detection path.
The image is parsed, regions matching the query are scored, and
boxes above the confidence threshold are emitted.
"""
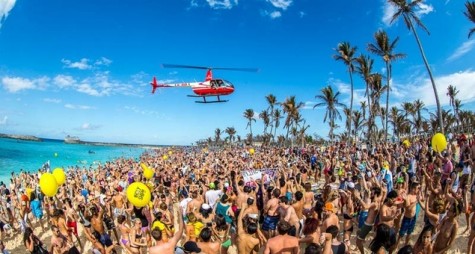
[187,95,228,103]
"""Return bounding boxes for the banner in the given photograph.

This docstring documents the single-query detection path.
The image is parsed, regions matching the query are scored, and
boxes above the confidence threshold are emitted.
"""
[242,169,276,183]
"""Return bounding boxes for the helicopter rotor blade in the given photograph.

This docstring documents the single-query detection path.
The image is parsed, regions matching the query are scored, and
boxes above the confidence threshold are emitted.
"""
[162,64,258,72]
[162,64,211,70]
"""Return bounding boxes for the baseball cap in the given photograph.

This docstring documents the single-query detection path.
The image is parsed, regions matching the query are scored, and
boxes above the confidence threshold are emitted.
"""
[183,241,202,253]
[209,182,216,190]
[201,203,211,210]
[347,182,355,189]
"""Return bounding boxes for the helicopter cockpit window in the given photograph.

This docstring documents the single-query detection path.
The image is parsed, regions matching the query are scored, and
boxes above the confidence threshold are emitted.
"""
[222,80,234,88]
[216,79,224,87]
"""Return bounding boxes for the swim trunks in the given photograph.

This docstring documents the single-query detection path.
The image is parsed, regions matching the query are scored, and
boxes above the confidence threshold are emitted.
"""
[262,215,279,231]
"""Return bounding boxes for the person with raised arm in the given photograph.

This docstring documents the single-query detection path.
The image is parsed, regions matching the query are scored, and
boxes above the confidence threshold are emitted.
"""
[149,205,184,254]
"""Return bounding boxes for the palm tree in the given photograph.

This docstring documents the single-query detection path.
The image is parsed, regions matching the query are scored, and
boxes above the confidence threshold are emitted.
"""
[352,111,365,141]
[273,109,283,141]
[259,110,271,136]
[214,128,221,145]
[446,85,459,117]
[355,55,374,141]
[368,73,386,140]
[243,109,256,141]
[367,30,405,141]
[389,0,444,133]
[314,85,346,142]
[265,94,278,139]
[465,1,475,38]
[343,108,352,136]
[360,101,367,120]
[334,42,357,141]
[225,127,236,145]
[412,99,425,136]
[281,96,304,143]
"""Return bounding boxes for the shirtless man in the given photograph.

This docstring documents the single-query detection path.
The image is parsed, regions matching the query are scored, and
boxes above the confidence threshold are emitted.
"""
[379,190,401,253]
[263,220,299,254]
[262,188,281,239]
[354,186,382,254]
[291,191,304,235]
[149,208,184,254]
[90,203,114,248]
[111,189,126,218]
[50,225,80,254]
[435,202,460,254]
[397,182,420,247]
[237,203,262,254]
[197,227,220,254]
[303,183,314,217]
[279,196,300,236]
[187,191,203,214]
[321,202,339,233]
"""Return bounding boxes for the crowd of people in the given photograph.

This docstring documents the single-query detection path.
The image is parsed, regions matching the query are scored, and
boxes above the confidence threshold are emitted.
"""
[0,134,474,254]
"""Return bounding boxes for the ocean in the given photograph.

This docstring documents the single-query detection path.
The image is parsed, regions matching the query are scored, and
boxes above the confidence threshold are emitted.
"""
[0,137,147,183]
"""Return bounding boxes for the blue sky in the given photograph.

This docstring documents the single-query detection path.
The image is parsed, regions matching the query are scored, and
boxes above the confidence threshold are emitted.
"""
[0,0,474,145]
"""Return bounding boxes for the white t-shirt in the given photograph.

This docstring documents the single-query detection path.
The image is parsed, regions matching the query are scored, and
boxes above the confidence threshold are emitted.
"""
[463,165,472,175]
[179,197,192,215]
[205,189,223,208]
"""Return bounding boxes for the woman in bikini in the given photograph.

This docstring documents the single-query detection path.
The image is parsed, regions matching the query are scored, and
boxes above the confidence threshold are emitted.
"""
[129,219,147,254]
[413,225,434,254]
[117,215,133,254]
[303,183,315,218]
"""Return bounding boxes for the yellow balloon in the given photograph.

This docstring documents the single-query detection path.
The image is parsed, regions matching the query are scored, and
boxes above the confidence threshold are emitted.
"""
[126,182,151,208]
[403,140,411,147]
[162,155,168,160]
[168,151,173,155]
[143,167,154,180]
[26,188,34,199]
[431,133,447,152]
[140,162,148,171]
[39,173,58,197]
[249,148,255,155]
[52,168,66,185]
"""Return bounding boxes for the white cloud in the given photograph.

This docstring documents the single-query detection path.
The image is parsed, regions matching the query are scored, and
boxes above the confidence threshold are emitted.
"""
[269,11,282,19]
[43,98,62,103]
[415,3,434,16]
[94,57,112,66]
[0,0,16,29]
[382,0,397,26]
[78,123,101,130]
[2,77,33,92]
[206,0,237,9]
[328,78,366,106]
[447,40,475,62]
[267,0,292,10]
[64,104,95,110]
[62,58,92,70]
[53,75,76,88]
[395,70,475,107]
[0,116,7,125]
[382,0,434,27]
[302,101,316,110]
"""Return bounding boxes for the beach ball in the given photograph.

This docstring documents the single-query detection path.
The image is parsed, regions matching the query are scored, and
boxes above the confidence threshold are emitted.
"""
[168,151,173,155]
[249,148,255,155]
[39,173,58,197]
[140,163,148,171]
[52,168,66,185]
[431,133,447,153]
[126,182,151,208]
[402,140,411,148]
[162,155,168,160]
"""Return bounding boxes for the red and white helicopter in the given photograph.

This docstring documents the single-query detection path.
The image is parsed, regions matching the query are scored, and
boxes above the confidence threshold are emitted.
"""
[150,64,258,103]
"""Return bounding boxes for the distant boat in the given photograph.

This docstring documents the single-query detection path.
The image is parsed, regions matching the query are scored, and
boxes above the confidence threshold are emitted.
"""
[64,135,81,144]
[88,150,95,154]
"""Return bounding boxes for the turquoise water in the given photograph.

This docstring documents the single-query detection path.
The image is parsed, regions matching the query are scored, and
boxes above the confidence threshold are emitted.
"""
[0,137,146,182]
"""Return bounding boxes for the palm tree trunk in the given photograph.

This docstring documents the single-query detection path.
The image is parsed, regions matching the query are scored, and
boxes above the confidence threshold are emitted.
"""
[385,62,391,142]
[407,15,444,133]
[348,67,354,143]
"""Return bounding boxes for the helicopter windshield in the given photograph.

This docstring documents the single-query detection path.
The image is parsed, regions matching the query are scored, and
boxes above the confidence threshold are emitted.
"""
[221,80,234,88]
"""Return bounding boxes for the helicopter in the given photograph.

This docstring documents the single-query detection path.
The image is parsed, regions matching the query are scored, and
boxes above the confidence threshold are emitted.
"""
[150,64,258,103]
